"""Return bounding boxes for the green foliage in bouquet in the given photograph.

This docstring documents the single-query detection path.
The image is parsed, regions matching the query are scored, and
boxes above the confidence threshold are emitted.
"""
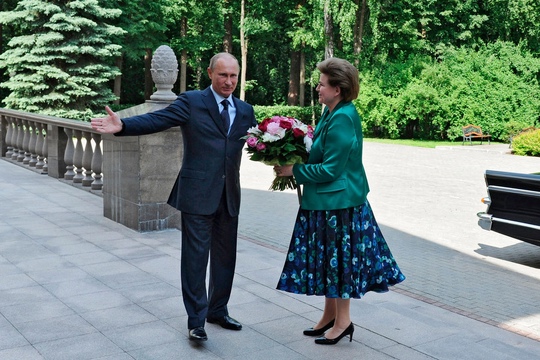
[248,130,308,166]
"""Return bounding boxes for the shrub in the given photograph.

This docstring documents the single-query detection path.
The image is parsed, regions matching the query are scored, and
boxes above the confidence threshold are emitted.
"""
[511,129,540,156]
[355,54,431,139]
[253,105,321,125]
[356,41,540,141]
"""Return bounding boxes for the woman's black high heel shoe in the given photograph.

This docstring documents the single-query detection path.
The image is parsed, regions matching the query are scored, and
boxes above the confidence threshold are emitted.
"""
[303,319,335,336]
[314,322,354,345]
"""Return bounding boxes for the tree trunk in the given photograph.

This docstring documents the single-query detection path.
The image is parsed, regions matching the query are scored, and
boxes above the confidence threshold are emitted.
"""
[195,57,203,88]
[294,1,307,107]
[353,0,367,67]
[180,16,187,93]
[288,50,300,106]
[144,48,153,100]
[223,0,233,52]
[239,0,247,101]
[299,48,305,107]
[113,56,123,105]
[324,0,334,59]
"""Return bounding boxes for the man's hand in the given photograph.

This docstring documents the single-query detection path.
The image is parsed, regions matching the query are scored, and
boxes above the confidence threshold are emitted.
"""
[91,106,123,134]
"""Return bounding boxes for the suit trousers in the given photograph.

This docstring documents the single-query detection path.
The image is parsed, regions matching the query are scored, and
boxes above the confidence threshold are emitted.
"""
[180,189,239,329]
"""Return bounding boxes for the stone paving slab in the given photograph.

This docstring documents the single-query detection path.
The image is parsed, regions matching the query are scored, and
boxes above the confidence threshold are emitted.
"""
[0,142,539,359]
[238,142,540,342]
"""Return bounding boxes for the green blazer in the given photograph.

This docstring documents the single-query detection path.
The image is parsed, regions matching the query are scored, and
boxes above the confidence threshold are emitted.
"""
[293,101,370,210]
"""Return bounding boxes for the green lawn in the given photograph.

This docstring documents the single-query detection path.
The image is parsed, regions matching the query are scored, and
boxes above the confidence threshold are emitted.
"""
[363,138,505,148]
[364,138,462,148]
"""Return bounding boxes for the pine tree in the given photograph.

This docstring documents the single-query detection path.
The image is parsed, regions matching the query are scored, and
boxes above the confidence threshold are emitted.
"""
[0,0,125,120]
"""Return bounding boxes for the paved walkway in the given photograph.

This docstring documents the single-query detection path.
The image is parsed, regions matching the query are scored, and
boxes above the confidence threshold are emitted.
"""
[0,142,539,359]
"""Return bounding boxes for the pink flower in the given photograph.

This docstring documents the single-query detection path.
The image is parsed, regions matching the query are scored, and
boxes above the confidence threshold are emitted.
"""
[256,142,266,151]
[246,136,258,148]
[266,122,286,137]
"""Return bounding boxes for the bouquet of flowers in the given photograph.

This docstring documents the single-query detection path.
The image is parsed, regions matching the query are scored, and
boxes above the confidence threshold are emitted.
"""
[242,115,314,191]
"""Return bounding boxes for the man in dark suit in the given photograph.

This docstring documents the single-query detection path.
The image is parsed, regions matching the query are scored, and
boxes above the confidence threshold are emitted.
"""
[91,53,257,342]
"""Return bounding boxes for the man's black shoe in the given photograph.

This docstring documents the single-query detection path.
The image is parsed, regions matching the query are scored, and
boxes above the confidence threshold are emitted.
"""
[207,315,242,330]
[189,327,208,341]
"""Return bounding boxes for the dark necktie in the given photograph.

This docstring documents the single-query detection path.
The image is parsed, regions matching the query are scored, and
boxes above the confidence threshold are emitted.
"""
[221,99,230,132]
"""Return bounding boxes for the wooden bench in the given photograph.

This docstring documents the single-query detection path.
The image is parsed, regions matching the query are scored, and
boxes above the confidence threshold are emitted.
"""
[462,124,491,145]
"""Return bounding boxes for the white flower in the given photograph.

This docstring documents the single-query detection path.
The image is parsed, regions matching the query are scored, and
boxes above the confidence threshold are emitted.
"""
[304,136,313,152]
[246,126,262,135]
[293,121,308,132]
[261,132,282,143]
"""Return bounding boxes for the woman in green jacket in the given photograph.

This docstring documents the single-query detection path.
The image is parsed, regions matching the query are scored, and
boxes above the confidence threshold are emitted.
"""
[275,58,405,345]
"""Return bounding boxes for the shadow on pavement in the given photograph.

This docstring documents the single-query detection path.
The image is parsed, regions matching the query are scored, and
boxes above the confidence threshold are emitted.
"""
[239,185,540,340]
[475,242,540,269]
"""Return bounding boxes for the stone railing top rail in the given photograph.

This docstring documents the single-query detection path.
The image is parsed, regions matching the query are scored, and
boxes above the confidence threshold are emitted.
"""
[0,108,96,133]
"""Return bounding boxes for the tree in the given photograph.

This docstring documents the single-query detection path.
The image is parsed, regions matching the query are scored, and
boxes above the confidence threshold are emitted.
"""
[353,0,367,67]
[240,0,248,100]
[482,0,540,55]
[166,0,224,92]
[2,0,538,121]
[288,48,301,105]
[0,0,125,120]
[323,0,334,58]
[223,0,234,52]
[104,0,170,102]
[288,1,324,106]
[418,0,488,57]
[0,0,21,102]
[237,0,295,102]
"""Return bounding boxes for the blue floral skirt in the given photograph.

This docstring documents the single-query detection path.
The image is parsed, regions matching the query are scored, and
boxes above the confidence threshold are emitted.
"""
[276,201,405,299]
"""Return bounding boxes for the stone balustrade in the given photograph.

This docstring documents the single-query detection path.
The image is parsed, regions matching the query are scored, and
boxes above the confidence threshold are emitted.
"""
[0,109,103,191]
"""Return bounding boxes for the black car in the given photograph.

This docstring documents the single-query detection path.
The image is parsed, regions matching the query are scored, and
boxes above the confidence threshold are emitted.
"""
[477,170,540,246]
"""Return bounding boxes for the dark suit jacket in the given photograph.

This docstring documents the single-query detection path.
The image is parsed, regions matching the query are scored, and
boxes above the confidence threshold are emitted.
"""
[117,87,257,216]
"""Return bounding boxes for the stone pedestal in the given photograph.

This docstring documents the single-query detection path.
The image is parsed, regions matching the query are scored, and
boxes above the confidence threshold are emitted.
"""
[102,45,182,232]
[102,101,183,232]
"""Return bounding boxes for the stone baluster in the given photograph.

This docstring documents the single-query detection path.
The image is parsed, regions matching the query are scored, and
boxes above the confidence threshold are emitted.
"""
[63,128,76,180]
[13,118,23,161]
[35,122,45,169]
[22,119,31,164]
[9,118,18,159]
[72,130,84,183]
[91,133,103,190]
[5,117,14,158]
[28,121,38,167]
[82,131,94,187]
[41,125,48,174]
